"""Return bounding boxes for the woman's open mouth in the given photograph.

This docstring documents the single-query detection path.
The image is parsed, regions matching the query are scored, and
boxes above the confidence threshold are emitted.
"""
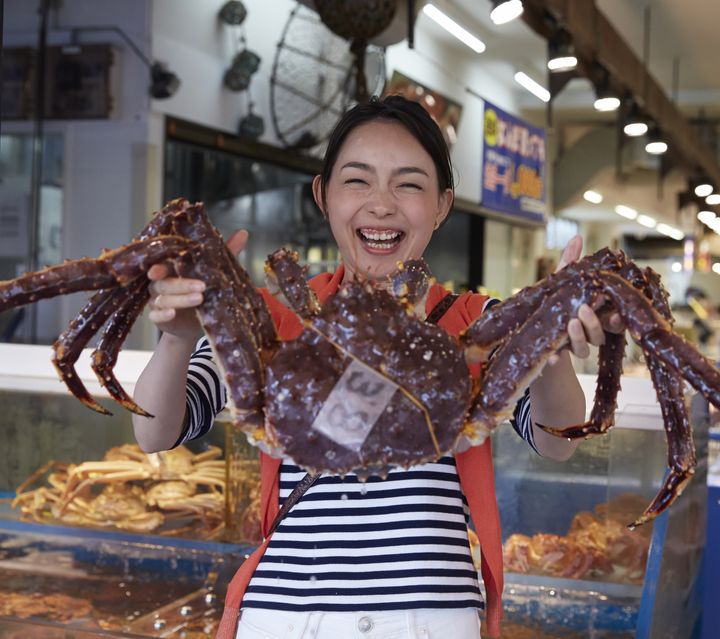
[356,228,405,251]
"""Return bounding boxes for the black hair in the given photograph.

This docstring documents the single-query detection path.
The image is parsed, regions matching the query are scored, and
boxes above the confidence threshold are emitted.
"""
[319,95,455,208]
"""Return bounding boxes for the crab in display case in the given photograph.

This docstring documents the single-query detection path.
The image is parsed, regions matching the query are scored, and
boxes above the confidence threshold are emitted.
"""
[11,444,226,538]
[1,198,720,527]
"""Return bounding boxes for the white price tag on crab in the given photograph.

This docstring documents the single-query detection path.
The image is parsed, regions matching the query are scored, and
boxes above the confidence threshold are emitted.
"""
[311,359,398,450]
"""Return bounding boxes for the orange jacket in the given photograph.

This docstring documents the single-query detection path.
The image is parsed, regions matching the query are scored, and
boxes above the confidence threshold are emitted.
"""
[217,268,504,638]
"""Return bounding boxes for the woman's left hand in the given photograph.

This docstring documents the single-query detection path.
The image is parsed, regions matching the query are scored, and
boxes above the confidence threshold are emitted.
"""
[549,235,624,364]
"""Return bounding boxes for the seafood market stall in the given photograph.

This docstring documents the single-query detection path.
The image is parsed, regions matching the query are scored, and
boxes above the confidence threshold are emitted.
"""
[0,343,710,638]
[492,376,709,639]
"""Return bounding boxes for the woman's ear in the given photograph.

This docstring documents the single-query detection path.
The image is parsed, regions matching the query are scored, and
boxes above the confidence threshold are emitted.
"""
[312,175,326,218]
[434,187,454,229]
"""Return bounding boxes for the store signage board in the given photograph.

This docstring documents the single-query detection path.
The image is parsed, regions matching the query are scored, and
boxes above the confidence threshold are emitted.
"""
[480,100,546,223]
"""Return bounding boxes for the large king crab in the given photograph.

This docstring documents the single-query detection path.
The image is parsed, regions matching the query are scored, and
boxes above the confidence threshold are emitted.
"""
[1,198,719,527]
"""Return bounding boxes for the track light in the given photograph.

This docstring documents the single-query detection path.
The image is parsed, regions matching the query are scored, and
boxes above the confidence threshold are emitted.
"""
[689,174,714,197]
[706,193,720,205]
[645,127,667,155]
[623,103,648,137]
[695,183,714,197]
[67,27,180,99]
[593,88,620,112]
[490,0,523,25]
[547,30,577,72]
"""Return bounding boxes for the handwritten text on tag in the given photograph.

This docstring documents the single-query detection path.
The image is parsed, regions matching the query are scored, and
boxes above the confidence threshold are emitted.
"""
[311,360,398,450]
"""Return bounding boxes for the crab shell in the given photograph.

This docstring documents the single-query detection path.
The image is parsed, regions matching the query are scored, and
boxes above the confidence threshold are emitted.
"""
[264,281,472,478]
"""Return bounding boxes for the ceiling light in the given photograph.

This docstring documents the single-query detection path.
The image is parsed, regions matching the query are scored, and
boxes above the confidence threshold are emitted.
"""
[490,0,523,25]
[698,210,717,225]
[671,261,683,272]
[547,30,577,72]
[637,214,656,228]
[583,190,603,204]
[656,224,684,240]
[624,120,648,137]
[514,71,550,102]
[594,95,620,112]
[694,182,714,198]
[706,193,720,205]
[622,102,648,136]
[645,140,668,154]
[713,263,720,275]
[614,204,638,220]
[645,127,667,154]
[423,4,486,52]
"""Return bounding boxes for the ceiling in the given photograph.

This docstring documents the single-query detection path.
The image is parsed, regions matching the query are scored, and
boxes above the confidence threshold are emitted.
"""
[417,0,720,237]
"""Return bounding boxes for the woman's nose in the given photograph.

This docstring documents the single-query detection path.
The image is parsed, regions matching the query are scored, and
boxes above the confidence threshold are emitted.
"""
[367,189,396,217]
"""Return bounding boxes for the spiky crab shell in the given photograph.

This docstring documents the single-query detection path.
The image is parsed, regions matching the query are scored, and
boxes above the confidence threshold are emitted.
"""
[265,281,471,478]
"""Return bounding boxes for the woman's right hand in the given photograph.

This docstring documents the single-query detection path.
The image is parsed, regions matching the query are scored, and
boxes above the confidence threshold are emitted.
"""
[146,229,249,340]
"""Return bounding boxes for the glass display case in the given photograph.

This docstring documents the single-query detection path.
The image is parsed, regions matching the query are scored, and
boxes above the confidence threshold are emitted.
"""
[492,376,709,639]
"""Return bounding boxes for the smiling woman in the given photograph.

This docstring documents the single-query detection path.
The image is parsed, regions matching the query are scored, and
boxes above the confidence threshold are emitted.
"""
[128,95,615,639]
[313,118,453,283]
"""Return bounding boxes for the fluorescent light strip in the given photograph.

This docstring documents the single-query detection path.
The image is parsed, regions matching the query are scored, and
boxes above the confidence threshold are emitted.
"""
[614,204,637,220]
[423,4,486,53]
[514,71,550,102]
[656,223,684,240]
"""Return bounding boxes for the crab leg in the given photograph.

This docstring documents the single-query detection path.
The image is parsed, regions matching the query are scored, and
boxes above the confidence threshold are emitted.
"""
[600,272,720,408]
[628,353,695,529]
[265,248,322,319]
[51,289,125,415]
[541,330,627,438]
[91,278,152,415]
[466,279,600,436]
[0,236,194,312]
[461,249,621,362]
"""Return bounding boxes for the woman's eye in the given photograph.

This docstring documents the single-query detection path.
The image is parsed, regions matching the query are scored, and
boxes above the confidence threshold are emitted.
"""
[345,179,367,185]
[399,183,421,190]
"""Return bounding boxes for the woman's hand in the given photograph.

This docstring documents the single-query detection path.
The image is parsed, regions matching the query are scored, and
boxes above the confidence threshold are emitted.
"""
[146,229,248,340]
[547,235,624,365]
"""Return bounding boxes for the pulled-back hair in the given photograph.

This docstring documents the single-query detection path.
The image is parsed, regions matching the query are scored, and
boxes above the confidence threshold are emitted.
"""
[319,95,454,207]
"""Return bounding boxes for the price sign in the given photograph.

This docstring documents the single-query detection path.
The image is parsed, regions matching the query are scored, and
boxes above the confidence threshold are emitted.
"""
[311,359,398,450]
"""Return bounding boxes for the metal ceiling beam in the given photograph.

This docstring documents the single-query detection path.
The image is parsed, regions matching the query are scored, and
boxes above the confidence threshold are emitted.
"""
[521,0,720,187]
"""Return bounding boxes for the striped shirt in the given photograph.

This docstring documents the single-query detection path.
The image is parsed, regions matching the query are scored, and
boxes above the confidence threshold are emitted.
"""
[178,298,537,611]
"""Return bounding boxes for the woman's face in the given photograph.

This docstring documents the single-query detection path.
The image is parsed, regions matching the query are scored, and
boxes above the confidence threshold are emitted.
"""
[313,120,453,284]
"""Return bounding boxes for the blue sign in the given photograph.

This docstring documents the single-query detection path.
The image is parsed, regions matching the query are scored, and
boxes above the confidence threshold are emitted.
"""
[481,100,546,222]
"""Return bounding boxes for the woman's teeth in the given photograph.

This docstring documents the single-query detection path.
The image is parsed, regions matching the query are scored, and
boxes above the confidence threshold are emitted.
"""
[357,229,403,249]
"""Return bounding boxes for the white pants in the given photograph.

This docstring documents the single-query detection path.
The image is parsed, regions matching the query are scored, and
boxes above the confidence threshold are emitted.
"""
[236,607,482,639]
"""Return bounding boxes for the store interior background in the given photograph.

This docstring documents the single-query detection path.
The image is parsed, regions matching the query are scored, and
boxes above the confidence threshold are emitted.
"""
[3,0,719,358]
[2,2,720,638]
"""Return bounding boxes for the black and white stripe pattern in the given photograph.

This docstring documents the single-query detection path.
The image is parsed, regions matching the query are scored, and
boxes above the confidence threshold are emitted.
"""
[174,294,539,611]
[243,457,484,611]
